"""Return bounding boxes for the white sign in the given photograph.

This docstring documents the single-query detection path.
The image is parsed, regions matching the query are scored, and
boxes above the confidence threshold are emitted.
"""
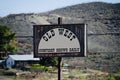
[38,28,80,53]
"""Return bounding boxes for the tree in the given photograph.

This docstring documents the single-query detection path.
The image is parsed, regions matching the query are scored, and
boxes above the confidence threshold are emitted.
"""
[0,25,17,57]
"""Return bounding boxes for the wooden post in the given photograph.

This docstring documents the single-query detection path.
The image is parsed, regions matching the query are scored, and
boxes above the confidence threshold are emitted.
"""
[58,57,62,80]
[58,17,62,80]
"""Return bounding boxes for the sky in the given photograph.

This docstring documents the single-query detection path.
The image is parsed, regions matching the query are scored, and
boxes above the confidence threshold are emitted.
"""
[0,0,120,17]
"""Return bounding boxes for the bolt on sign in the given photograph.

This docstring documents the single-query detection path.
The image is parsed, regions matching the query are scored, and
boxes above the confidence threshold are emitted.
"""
[33,24,87,57]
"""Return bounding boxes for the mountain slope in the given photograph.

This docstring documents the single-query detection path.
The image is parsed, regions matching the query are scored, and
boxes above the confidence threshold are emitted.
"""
[0,2,120,53]
[48,2,120,19]
[0,13,50,36]
[0,2,120,73]
[44,2,120,72]
[44,2,120,52]
[0,13,50,53]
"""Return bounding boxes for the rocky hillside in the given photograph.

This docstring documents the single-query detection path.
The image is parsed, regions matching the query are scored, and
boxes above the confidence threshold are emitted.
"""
[0,13,50,36]
[0,13,50,53]
[0,2,120,73]
[42,2,120,52]
[0,2,120,53]
[48,2,120,19]
[45,2,120,72]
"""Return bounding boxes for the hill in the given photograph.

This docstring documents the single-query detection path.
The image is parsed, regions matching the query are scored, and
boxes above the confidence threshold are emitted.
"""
[0,2,120,72]
[0,13,50,53]
[46,2,120,73]
[43,2,120,52]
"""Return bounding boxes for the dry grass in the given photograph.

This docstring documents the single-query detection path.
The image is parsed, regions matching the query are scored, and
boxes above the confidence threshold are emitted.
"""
[0,68,111,80]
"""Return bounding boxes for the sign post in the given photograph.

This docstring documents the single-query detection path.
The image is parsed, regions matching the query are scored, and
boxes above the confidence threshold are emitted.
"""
[58,57,62,80]
[58,17,62,80]
[33,17,87,80]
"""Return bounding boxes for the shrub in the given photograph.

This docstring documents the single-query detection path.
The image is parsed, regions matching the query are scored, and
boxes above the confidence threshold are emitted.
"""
[30,64,54,72]
[114,73,120,80]
[79,77,86,80]
[63,78,69,80]
[107,76,116,80]
[39,78,45,80]
[3,70,16,76]
[68,75,75,79]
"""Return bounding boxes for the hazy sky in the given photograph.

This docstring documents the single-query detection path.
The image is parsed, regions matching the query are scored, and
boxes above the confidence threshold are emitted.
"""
[0,0,120,17]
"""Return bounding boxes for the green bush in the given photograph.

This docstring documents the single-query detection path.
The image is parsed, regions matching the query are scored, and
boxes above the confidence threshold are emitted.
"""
[63,78,69,80]
[39,78,45,80]
[68,75,75,79]
[30,64,54,72]
[107,76,116,80]
[114,73,120,80]
[39,57,58,66]
[114,73,120,77]
[3,70,16,76]
[79,77,85,80]
[4,67,11,70]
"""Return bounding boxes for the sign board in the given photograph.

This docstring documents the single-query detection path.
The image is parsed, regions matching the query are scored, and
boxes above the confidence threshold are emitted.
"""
[33,24,86,57]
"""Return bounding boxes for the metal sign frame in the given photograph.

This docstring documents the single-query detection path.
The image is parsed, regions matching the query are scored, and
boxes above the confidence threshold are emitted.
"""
[33,24,86,57]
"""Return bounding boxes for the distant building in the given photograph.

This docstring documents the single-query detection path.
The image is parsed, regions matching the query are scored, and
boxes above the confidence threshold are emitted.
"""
[6,54,39,68]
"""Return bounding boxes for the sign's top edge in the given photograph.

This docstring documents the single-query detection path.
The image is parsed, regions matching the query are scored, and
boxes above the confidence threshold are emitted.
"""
[33,23,85,27]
